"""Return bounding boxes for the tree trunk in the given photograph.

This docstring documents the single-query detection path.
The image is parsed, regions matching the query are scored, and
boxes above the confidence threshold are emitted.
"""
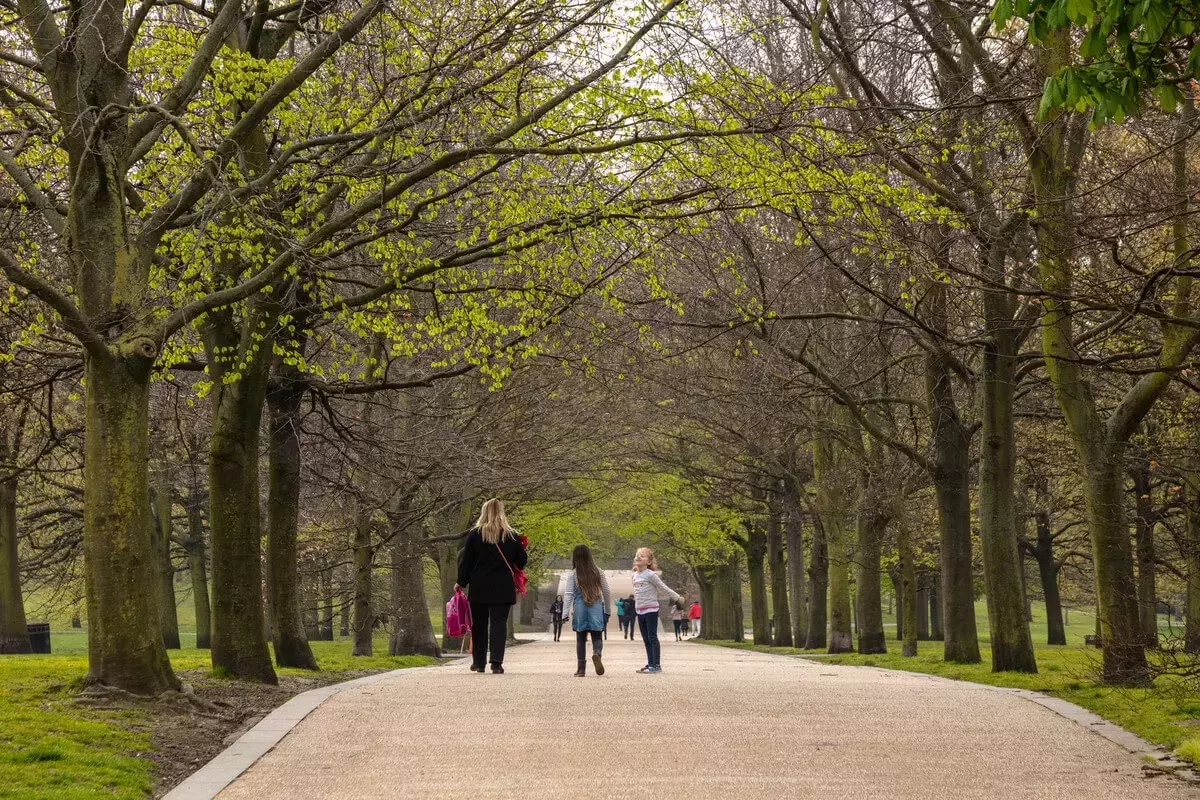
[1187,474,1200,653]
[891,569,904,641]
[264,376,317,669]
[806,514,828,649]
[899,525,918,657]
[320,567,334,641]
[916,584,930,640]
[855,509,886,654]
[767,497,792,647]
[978,318,1036,672]
[0,438,30,654]
[340,584,350,637]
[742,520,770,645]
[1028,37,1160,685]
[929,583,944,641]
[1032,510,1066,646]
[151,468,181,650]
[435,540,467,650]
[205,301,277,683]
[814,431,853,654]
[388,523,440,657]
[783,488,807,648]
[83,353,180,693]
[696,557,743,640]
[352,513,375,656]
[185,497,212,650]
[1131,463,1158,648]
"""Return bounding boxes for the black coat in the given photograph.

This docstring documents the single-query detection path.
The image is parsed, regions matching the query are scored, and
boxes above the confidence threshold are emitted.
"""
[456,528,529,606]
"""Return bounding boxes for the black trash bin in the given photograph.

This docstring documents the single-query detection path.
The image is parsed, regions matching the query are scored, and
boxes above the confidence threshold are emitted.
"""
[26,623,50,654]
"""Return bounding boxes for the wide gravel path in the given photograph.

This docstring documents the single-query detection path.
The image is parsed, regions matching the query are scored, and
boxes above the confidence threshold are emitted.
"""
[217,634,1196,799]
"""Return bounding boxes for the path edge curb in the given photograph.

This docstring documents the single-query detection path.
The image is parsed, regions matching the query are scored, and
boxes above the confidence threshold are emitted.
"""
[163,666,434,800]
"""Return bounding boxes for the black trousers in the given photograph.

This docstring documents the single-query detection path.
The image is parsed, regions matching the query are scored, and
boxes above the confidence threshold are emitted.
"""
[552,614,564,641]
[470,601,511,668]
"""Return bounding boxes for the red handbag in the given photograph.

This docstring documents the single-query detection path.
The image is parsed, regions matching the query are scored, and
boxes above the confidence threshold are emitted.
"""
[496,541,528,598]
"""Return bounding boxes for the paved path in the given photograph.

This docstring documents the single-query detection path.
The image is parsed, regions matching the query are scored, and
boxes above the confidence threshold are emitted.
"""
[217,635,1196,799]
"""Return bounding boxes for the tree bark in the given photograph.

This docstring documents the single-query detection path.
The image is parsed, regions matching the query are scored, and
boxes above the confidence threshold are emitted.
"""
[806,514,828,649]
[899,524,918,657]
[1030,510,1066,646]
[783,485,807,648]
[352,512,375,656]
[855,508,887,654]
[929,583,944,641]
[814,431,853,653]
[741,519,770,645]
[0,432,30,654]
[978,305,1037,672]
[204,299,277,683]
[923,281,980,663]
[185,495,212,650]
[696,557,743,640]
[83,353,180,693]
[916,584,930,640]
[767,495,793,646]
[1185,470,1200,653]
[320,567,334,641]
[151,467,181,650]
[1130,463,1158,647]
[388,523,440,657]
[265,374,317,669]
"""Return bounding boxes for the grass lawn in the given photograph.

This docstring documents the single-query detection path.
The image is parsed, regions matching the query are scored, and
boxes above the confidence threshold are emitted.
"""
[0,635,437,799]
[708,600,1200,767]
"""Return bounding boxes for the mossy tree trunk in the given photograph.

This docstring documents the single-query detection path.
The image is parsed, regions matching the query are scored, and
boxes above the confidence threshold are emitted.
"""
[855,508,887,655]
[204,298,277,684]
[0,425,30,654]
[767,491,792,647]
[898,524,918,657]
[1130,461,1159,648]
[352,512,375,656]
[740,518,770,645]
[813,429,853,654]
[150,466,181,650]
[783,488,807,648]
[978,300,1036,672]
[265,370,317,669]
[1029,508,1066,646]
[185,494,212,650]
[696,557,743,641]
[83,353,180,693]
[1186,471,1200,653]
[388,522,440,657]
[806,513,828,649]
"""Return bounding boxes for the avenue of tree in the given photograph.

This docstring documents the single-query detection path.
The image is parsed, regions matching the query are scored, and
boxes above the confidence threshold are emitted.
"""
[2,0,1200,697]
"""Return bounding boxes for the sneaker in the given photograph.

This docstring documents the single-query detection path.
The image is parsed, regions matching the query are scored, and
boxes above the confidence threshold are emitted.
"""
[648,665,662,673]
[592,654,605,676]
[574,669,586,677]
[636,665,651,673]
[491,664,505,674]
[469,664,484,673]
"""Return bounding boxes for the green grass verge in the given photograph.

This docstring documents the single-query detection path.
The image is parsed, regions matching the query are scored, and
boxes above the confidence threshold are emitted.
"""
[0,636,436,799]
[704,637,1200,766]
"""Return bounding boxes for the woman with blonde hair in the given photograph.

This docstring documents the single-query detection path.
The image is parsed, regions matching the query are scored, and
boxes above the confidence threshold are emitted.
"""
[455,498,528,673]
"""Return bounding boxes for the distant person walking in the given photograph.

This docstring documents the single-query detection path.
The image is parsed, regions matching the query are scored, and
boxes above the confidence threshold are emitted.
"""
[615,596,627,639]
[455,498,528,674]
[632,547,681,673]
[561,544,611,677]
[671,600,685,641]
[688,600,702,638]
[626,594,637,640]
[550,595,564,642]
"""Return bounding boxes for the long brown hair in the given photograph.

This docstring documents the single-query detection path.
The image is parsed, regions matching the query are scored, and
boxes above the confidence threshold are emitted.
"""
[572,544,603,604]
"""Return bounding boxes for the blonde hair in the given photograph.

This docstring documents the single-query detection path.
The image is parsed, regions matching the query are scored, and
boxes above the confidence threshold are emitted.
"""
[636,547,658,572]
[476,498,514,544]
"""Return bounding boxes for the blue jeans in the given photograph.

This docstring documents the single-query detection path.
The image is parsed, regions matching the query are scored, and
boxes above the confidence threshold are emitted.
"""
[638,612,661,668]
